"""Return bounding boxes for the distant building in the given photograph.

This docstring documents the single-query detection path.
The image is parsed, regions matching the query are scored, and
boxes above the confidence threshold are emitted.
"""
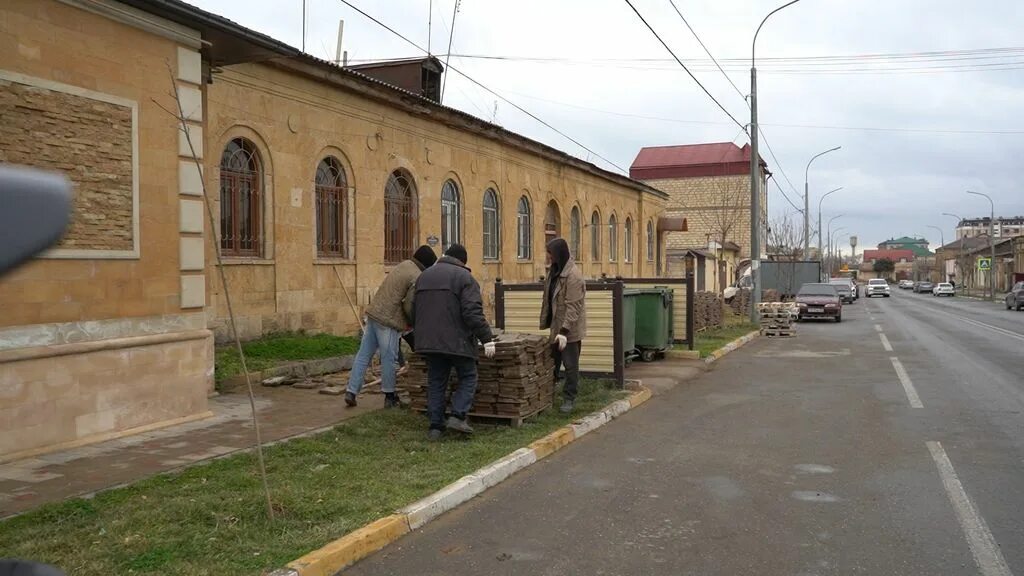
[955,216,1024,240]
[878,236,932,257]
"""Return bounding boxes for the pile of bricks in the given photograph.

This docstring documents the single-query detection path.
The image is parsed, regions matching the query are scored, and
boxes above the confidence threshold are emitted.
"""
[694,291,724,331]
[401,332,555,424]
[729,288,751,317]
[758,302,797,337]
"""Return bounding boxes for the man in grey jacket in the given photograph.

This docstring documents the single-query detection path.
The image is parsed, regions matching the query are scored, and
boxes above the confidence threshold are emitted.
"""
[413,244,496,440]
[346,245,437,408]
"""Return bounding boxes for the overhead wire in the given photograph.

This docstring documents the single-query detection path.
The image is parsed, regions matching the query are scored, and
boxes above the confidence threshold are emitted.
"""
[666,0,747,105]
[334,0,628,173]
[621,0,747,132]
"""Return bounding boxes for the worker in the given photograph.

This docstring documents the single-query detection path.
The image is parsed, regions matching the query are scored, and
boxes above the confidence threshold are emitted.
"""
[540,237,587,414]
[345,245,437,409]
[413,243,497,441]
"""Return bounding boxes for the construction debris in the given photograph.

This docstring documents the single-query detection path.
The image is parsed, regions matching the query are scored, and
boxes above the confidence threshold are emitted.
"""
[400,332,555,427]
[261,376,290,387]
[319,385,346,396]
[694,291,724,331]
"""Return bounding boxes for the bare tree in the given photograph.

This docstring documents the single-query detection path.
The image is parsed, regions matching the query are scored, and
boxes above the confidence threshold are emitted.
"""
[767,213,806,298]
[691,175,748,293]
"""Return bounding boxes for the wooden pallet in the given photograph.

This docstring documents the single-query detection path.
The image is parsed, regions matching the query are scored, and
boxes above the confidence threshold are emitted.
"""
[761,328,796,337]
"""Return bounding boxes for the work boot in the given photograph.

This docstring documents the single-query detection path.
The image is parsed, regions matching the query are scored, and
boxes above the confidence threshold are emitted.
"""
[427,429,443,442]
[384,393,398,409]
[445,415,474,435]
[344,391,357,407]
[560,399,575,414]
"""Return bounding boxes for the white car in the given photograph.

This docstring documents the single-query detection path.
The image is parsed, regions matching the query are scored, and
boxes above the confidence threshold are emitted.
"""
[898,280,915,290]
[932,282,955,297]
[865,278,891,298]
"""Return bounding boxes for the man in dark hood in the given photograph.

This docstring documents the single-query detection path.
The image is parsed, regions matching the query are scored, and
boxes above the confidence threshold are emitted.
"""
[345,245,437,409]
[413,244,497,440]
[539,237,587,413]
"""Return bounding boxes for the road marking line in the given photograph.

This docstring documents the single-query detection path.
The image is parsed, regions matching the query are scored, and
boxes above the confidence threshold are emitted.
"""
[879,333,893,351]
[895,297,1024,342]
[889,356,922,408]
[874,324,883,332]
[927,441,1013,576]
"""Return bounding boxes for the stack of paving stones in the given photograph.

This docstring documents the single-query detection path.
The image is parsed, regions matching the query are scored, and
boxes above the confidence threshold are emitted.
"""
[758,302,797,337]
[729,288,751,317]
[694,291,724,331]
[401,332,555,423]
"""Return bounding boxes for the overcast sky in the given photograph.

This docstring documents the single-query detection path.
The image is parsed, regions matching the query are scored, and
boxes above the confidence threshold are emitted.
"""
[188,0,1024,253]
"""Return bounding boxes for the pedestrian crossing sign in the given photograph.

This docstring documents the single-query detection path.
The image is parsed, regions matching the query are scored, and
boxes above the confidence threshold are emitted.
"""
[978,257,992,271]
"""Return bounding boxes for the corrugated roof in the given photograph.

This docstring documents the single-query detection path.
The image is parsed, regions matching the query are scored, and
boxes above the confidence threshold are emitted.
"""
[863,249,916,262]
[631,142,750,170]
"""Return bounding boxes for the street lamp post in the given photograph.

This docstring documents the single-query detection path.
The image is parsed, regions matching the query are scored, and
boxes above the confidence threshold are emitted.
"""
[966,191,996,300]
[943,212,964,293]
[817,186,843,278]
[804,146,841,258]
[751,0,801,322]
[825,214,844,276]
[926,225,945,282]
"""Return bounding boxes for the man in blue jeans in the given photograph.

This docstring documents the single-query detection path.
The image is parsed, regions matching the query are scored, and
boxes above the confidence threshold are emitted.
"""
[413,244,496,440]
[346,245,437,408]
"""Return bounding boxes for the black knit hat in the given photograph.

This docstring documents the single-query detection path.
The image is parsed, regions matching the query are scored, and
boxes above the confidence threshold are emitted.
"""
[413,245,437,268]
[445,243,468,265]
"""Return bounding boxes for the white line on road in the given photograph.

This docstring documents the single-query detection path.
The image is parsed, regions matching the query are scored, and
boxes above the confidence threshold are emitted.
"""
[874,324,883,332]
[927,441,1013,576]
[889,356,923,408]
[895,297,1024,342]
[879,333,893,351]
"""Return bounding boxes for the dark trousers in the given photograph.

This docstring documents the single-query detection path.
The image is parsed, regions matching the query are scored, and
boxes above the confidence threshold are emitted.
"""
[425,354,478,431]
[552,341,582,401]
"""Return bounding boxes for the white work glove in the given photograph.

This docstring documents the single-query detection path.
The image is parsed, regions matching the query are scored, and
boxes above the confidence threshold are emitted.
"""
[483,340,496,359]
[554,334,568,351]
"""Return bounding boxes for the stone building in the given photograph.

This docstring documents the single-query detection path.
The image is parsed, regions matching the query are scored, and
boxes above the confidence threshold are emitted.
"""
[0,0,669,460]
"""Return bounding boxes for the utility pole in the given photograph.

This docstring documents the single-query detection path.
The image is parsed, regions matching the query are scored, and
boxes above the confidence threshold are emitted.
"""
[751,0,800,321]
[967,191,996,299]
[817,186,843,279]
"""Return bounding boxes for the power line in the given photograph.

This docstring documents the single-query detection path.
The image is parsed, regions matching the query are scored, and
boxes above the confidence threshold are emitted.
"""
[334,0,628,173]
[757,128,803,213]
[667,0,747,105]
[621,0,747,132]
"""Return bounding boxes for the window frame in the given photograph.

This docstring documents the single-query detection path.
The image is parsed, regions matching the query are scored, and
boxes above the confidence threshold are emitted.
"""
[517,195,532,260]
[219,138,263,257]
[440,179,461,252]
[590,210,601,262]
[646,220,655,261]
[608,214,618,262]
[624,217,633,263]
[570,206,581,260]
[315,156,349,258]
[384,169,418,265]
[482,188,500,261]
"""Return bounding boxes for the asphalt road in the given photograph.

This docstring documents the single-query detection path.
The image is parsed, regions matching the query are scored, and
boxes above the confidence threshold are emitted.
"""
[345,291,1024,576]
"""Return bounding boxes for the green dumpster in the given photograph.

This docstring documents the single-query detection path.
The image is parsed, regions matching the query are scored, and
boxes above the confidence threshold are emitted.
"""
[633,288,674,361]
[621,289,640,359]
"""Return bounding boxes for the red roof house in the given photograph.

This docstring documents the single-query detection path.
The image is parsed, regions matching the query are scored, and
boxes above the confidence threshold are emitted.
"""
[862,249,915,263]
[630,142,766,180]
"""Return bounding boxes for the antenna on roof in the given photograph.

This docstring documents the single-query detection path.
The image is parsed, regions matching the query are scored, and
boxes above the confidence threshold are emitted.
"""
[302,0,307,53]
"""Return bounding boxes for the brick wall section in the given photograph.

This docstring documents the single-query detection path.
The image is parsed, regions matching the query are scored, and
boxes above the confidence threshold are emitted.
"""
[642,174,765,259]
[0,79,134,250]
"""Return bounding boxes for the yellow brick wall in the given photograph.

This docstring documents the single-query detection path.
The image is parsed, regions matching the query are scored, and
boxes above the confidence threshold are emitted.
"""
[202,63,666,340]
[0,0,186,326]
[642,174,766,259]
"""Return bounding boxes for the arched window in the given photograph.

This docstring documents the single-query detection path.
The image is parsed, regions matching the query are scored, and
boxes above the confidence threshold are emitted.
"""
[482,188,500,260]
[544,200,561,243]
[590,210,601,262]
[624,217,633,263]
[570,206,581,259]
[517,196,532,260]
[384,170,417,264]
[220,138,263,256]
[440,179,461,252]
[647,220,655,261]
[608,214,618,262]
[315,156,348,258]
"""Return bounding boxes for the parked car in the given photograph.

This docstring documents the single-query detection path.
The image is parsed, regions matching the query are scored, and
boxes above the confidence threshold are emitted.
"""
[828,278,855,303]
[796,283,843,322]
[932,282,954,297]
[1006,281,1024,311]
[866,278,891,298]
[915,281,935,293]
[898,280,915,289]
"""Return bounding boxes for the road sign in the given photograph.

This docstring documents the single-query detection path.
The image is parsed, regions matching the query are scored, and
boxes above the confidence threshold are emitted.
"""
[978,257,992,271]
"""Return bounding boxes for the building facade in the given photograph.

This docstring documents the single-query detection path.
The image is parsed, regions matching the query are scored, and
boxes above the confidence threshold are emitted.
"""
[955,216,1024,240]
[629,143,768,264]
[0,0,668,460]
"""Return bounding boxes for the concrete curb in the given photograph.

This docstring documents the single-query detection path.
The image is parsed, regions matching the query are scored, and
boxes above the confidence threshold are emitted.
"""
[276,386,653,575]
[704,330,760,365]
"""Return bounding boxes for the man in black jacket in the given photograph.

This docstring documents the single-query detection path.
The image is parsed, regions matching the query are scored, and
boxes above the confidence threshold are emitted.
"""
[413,244,496,440]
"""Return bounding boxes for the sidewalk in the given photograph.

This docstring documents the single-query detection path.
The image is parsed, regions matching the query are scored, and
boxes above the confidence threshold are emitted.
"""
[0,372,381,518]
